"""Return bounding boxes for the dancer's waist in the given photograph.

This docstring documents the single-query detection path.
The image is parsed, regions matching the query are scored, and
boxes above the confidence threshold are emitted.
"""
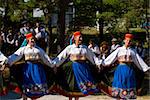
[119,61,133,66]
[70,54,86,61]
[25,60,41,63]
[73,60,87,63]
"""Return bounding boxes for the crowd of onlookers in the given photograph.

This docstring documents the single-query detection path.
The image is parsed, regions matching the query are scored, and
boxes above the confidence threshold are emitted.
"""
[0,21,48,56]
[88,38,149,65]
[0,21,149,66]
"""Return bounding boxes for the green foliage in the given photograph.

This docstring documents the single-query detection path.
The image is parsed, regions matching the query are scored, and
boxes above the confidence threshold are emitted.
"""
[96,12,115,20]
[103,0,120,5]
[66,0,146,34]
[73,0,97,27]
[0,0,147,34]
[99,0,146,33]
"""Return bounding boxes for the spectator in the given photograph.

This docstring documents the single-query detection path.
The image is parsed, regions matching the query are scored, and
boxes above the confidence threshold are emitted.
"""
[0,29,7,54]
[35,26,48,51]
[34,21,40,34]
[110,38,120,53]
[135,41,146,59]
[88,39,100,56]
[99,41,110,60]
[14,31,25,49]
[6,30,15,55]
[20,21,35,36]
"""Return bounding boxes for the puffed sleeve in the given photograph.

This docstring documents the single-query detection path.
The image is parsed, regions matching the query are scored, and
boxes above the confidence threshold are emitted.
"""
[0,51,8,66]
[95,46,100,54]
[93,46,100,55]
[52,46,70,67]
[132,51,149,72]
[86,48,101,66]
[102,48,119,66]
[38,47,54,68]
[8,47,25,66]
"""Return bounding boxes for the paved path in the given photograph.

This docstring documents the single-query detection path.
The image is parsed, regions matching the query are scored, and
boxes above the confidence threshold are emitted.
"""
[0,92,150,100]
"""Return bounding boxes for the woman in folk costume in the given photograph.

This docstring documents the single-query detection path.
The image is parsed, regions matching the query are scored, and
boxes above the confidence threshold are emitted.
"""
[8,33,54,99]
[0,39,21,96]
[0,51,8,95]
[53,31,101,100]
[100,33,149,99]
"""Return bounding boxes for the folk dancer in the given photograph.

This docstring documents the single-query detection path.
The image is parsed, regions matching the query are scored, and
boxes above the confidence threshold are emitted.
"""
[100,33,150,99]
[0,51,8,95]
[8,33,54,99]
[53,31,101,100]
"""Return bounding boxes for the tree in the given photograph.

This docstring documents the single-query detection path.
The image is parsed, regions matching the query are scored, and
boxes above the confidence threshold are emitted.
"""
[0,0,147,45]
[56,0,70,49]
[73,0,97,27]
[96,0,146,34]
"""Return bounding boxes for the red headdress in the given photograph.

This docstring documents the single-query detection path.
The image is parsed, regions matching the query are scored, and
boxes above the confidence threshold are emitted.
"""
[26,33,33,40]
[73,31,81,38]
[125,33,133,39]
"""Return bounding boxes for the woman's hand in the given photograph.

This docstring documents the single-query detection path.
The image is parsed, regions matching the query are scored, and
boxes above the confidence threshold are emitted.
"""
[97,65,103,72]
[0,65,5,71]
[2,67,10,79]
[53,66,57,74]
[0,64,10,78]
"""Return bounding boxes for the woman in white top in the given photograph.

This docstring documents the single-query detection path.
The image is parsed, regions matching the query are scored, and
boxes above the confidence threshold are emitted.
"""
[8,33,54,99]
[101,33,149,99]
[88,39,100,56]
[53,31,101,100]
[0,51,8,96]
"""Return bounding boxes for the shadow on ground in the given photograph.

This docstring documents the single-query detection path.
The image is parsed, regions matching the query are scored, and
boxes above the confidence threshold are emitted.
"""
[0,91,22,100]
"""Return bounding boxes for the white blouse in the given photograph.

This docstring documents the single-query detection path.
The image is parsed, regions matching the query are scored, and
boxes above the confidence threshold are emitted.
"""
[88,45,100,55]
[102,46,149,72]
[53,44,101,67]
[8,45,53,67]
[110,44,120,53]
[0,51,8,66]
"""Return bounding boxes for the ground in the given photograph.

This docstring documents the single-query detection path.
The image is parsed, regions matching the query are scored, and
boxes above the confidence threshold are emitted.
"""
[0,92,150,100]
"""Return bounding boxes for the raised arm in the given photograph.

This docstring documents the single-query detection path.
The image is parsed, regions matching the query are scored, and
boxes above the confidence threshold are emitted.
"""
[38,47,53,68]
[0,51,8,66]
[102,48,119,66]
[52,46,70,67]
[8,47,25,66]
[132,51,149,72]
[86,48,101,66]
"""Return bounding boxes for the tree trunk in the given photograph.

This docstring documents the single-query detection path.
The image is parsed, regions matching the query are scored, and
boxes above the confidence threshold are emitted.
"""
[3,0,9,31]
[57,1,65,49]
[46,14,53,55]
[57,0,70,49]
[44,0,54,55]
[98,0,104,42]
[98,18,104,42]
[57,7,65,49]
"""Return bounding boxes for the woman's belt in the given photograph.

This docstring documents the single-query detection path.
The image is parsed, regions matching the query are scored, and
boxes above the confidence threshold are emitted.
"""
[73,60,86,63]
[25,60,41,63]
[70,54,86,61]
[25,55,40,61]
[119,62,133,66]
